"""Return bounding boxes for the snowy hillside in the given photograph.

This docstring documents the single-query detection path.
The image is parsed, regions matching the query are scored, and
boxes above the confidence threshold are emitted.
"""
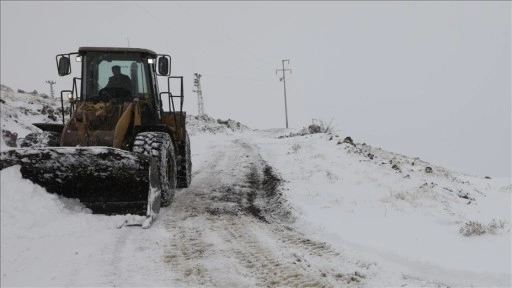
[255,130,511,286]
[1,85,510,287]
[0,85,64,149]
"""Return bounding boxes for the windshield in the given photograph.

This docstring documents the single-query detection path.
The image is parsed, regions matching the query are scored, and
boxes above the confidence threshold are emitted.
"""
[82,52,151,101]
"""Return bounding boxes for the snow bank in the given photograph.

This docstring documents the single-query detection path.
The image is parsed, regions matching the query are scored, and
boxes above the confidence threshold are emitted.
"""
[1,165,178,287]
[1,166,92,233]
[1,166,126,286]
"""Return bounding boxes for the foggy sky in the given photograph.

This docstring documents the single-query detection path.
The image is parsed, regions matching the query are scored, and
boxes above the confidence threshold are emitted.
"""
[1,1,510,178]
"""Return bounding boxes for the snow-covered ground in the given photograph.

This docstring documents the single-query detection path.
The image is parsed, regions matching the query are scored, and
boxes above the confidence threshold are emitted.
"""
[0,85,63,149]
[1,86,511,287]
[253,129,511,286]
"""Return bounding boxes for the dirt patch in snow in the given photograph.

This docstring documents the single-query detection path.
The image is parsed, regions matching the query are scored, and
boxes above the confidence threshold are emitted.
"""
[206,161,293,225]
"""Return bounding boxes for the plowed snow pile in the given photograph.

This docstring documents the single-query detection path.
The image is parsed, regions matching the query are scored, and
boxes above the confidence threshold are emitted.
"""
[1,166,175,287]
[1,166,107,285]
[1,166,91,230]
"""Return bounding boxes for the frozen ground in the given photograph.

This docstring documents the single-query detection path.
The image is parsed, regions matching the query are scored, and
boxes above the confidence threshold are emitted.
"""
[1,86,511,287]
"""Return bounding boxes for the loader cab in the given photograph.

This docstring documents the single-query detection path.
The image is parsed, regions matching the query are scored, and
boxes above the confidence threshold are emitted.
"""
[79,49,157,105]
[56,47,179,127]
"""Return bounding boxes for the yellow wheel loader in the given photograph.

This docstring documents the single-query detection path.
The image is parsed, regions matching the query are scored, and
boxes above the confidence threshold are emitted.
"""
[0,47,192,228]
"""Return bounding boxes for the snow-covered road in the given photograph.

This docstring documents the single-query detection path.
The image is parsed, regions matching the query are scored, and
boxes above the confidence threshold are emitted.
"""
[157,135,371,287]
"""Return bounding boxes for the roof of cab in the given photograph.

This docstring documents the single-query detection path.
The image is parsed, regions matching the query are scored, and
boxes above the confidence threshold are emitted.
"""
[78,47,157,57]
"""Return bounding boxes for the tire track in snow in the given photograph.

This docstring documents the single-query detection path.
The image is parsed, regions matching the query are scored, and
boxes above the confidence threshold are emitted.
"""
[160,137,371,287]
[211,215,332,287]
[164,218,214,286]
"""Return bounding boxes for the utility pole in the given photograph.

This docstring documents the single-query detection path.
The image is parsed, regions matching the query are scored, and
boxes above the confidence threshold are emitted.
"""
[276,59,292,128]
[193,73,204,116]
[46,80,56,98]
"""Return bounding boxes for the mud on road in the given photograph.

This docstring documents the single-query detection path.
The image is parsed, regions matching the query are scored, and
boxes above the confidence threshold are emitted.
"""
[160,137,372,287]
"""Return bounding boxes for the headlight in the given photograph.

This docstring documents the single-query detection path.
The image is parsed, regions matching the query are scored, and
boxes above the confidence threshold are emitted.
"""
[67,93,74,100]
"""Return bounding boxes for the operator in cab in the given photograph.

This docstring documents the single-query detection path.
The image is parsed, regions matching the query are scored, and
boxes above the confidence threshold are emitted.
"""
[106,65,131,91]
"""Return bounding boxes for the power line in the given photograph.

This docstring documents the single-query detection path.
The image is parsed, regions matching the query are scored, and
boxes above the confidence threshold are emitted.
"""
[276,59,292,128]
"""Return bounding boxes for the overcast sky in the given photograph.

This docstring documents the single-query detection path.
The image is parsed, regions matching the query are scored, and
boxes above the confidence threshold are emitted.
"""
[1,1,510,178]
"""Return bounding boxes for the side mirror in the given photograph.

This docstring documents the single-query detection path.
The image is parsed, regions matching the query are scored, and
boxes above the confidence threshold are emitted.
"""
[57,56,71,76]
[157,55,171,76]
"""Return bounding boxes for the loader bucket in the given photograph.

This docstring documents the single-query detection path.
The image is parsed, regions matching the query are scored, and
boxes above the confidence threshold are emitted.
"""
[0,147,161,221]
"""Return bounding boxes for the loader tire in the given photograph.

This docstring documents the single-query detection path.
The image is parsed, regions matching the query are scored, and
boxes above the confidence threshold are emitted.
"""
[19,132,59,148]
[133,132,177,207]
[177,132,192,188]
